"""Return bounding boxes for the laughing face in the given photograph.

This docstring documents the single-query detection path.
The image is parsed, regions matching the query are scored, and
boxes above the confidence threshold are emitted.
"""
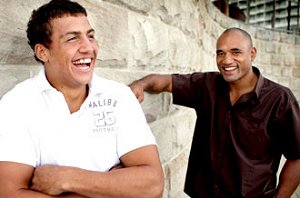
[38,15,98,91]
[216,30,256,83]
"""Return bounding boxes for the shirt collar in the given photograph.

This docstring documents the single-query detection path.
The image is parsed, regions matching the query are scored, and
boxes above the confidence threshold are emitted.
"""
[36,68,56,92]
[87,73,112,96]
[252,66,264,99]
[217,66,264,106]
[235,66,264,106]
[36,68,98,95]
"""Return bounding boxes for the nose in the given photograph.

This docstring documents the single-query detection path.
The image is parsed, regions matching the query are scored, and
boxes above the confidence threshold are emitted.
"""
[221,53,234,65]
[79,36,96,53]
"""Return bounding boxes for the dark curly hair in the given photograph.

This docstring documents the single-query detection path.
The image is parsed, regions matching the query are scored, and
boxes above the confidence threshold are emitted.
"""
[26,0,87,63]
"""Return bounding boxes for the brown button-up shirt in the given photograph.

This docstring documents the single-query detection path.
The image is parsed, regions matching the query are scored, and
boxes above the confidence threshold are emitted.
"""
[172,67,300,198]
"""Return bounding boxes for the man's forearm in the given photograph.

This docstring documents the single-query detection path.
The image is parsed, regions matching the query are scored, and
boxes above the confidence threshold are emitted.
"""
[20,189,88,198]
[31,146,164,198]
[62,145,164,198]
[276,159,300,198]
[138,74,172,93]
[129,74,172,103]
[8,189,87,198]
[62,164,163,198]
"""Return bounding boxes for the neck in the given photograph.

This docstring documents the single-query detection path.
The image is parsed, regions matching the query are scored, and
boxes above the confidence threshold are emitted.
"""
[61,85,89,113]
[229,69,257,105]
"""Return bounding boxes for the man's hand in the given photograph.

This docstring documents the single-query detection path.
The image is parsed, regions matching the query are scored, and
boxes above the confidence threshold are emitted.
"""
[129,79,145,103]
[129,74,172,103]
[31,165,70,195]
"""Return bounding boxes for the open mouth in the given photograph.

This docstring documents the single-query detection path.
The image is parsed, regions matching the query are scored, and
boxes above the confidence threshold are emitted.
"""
[72,58,92,71]
[223,66,237,71]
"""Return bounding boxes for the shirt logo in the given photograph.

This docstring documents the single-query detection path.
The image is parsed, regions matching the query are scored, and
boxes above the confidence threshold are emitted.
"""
[88,98,118,134]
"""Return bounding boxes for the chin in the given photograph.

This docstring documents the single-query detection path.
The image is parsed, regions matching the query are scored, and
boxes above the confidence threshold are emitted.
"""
[223,76,238,83]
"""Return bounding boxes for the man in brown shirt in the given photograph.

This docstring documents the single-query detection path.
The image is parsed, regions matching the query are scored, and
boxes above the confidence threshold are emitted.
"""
[130,28,300,198]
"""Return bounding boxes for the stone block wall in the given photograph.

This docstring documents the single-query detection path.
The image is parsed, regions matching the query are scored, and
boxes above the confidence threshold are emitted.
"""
[0,0,299,197]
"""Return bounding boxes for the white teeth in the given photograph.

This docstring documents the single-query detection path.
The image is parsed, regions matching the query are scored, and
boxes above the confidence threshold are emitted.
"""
[224,67,236,71]
[73,58,92,65]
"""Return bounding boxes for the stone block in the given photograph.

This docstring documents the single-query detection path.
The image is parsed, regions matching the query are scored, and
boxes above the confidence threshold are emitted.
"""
[168,27,202,70]
[102,0,153,13]
[147,0,201,39]
[0,35,34,64]
[272,65,284,77]
[202,32,216,55]
[293,90,300,104]
[296,57,300,67]
[265,43,278,53]
[269,31,281,42]
[278,77,291,88]
[284,56,295,67]
[296,36,300,45]
[254,41,265,54]
[82,1,129,69]
[199,50,217,72]
[280,32,296,44]
[0,0,46,64]
[270,54,283,66]
[93,67,116,82]
[0,65,33,98]
[128,12,169,70]
[292,186,300,198]
[163,146,190,198]
[281,67,292,76]
[291,78,300,90]
[257,53,271,65]
[255,29,273,41]
[279,44,289,54]
[150,106,195,163]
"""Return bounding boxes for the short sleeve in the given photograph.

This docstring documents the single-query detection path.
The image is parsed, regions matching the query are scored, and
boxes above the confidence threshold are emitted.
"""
[172,72,219,108]
[278,96,300,159]
[0,92,38,167]
[116,86,156,158]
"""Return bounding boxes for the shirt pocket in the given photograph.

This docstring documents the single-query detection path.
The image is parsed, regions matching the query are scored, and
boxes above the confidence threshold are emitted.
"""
[233,114,271,160]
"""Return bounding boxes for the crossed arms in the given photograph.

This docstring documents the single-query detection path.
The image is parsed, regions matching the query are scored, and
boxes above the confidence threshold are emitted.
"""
[0,145,164,198]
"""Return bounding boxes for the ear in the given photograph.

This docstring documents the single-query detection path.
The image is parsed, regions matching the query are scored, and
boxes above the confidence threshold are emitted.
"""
[34,44,49,63]
[250,47,257,61]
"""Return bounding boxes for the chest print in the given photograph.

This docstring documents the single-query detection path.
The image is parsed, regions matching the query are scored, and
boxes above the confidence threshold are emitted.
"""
[88,98,118,133]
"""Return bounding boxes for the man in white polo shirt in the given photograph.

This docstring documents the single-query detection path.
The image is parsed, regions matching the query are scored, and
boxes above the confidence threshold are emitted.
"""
[0,0,164,197]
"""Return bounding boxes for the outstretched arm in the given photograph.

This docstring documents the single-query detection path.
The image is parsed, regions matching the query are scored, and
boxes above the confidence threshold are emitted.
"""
[276,159,300,198]
[129,74,172,102]
[31,145,164,198]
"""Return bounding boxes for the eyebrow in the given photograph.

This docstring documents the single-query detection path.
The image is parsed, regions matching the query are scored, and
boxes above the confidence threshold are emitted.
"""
[231,48,241,51]
[216,48,242,53]
[61,28,95,38]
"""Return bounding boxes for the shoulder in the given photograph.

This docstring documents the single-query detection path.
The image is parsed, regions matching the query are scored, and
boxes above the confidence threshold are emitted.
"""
[172,71,221,87]
[0,77,39,107]
[262,78,297,102]
[259,78,300,117]
[172,71,220,81]
[0,77,40,129]
[90,74,133,99]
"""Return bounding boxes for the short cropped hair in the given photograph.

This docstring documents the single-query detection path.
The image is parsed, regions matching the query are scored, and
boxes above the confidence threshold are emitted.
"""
[26,0,87,63]
[222,27,253,47]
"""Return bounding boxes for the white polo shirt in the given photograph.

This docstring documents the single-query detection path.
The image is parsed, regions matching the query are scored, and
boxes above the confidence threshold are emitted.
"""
[0,69,156,171]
